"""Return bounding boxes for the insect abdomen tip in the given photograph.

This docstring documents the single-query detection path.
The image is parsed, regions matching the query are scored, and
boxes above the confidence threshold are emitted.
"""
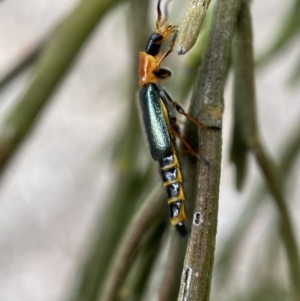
[176,222,188,237]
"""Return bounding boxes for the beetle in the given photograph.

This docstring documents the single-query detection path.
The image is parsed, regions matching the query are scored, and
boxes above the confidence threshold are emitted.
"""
[138,0,189,236]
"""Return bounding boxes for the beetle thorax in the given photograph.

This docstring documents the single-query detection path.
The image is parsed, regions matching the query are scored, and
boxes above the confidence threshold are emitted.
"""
[139,52,161,87]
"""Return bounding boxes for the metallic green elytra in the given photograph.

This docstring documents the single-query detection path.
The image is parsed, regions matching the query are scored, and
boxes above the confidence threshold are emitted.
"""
[139,83,171,161]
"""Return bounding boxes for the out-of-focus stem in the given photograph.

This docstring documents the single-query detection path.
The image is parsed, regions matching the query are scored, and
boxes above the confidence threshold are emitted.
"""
[0,0,120,171]
[0,41,43,90]
[98,186,165,301]
[218,119,300,283]
[233,2,300,299]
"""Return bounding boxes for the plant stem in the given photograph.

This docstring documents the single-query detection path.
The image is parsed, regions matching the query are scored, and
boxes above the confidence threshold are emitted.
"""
[217,118,300,284]
[0,0,121,172]
[98,186,165,301]
[233,2,300,299]
[0,41,43,90]
[177,0,242,300]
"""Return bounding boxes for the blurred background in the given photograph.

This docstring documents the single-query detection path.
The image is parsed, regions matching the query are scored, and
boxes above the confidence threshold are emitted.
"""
[0,0,299,300]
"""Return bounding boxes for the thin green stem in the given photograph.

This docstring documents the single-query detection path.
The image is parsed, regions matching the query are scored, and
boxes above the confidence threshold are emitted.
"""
[177,0,242,300]
[233,2,300,299]
[98,186,165,301]
[0,0,121,172]
[0,41,43,91]
[217,119,300,284]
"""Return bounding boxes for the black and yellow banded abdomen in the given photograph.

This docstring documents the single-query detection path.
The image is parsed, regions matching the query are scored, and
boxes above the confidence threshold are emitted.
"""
[159,146,187,236]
